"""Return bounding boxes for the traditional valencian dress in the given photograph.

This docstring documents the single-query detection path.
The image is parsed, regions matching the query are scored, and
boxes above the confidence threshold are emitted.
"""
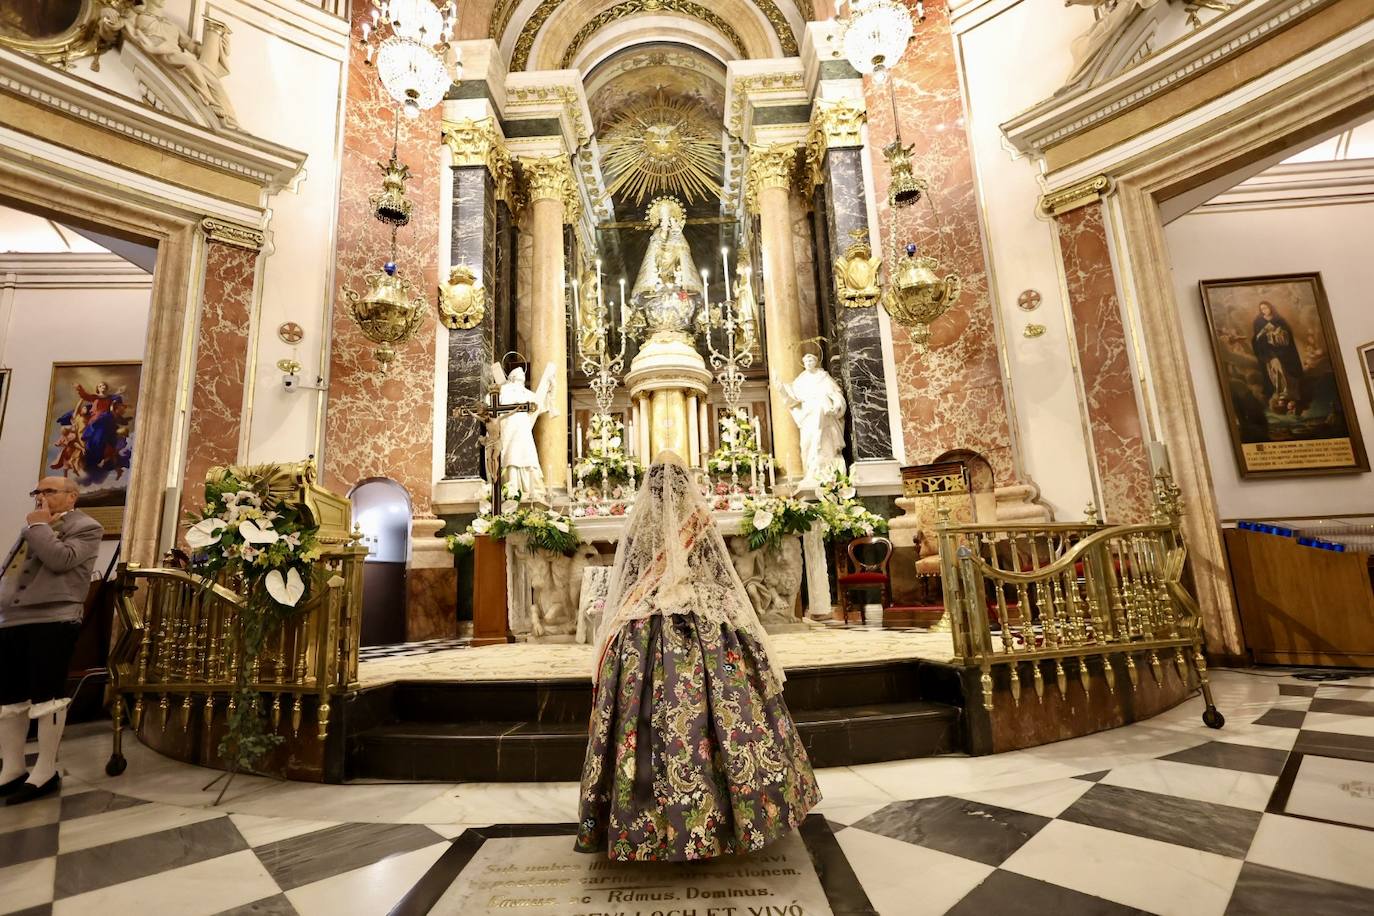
[575,453,820,861]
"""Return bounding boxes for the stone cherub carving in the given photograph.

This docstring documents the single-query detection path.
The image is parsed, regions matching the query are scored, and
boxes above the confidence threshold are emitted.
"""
[99,0,238,128]
[728,537,803,626]
[525,543,600,640]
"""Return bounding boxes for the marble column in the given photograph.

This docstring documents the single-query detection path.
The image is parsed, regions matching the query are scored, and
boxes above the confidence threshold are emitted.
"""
[440,118,511,480]
[520,155,577,494]
[1056,199,1153,522]
[809,102,896,462]
[747,143,805,480]
[179,219,262,522]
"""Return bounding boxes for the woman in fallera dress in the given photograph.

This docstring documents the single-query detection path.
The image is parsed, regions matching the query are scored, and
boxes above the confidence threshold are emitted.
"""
[575,452,820,862]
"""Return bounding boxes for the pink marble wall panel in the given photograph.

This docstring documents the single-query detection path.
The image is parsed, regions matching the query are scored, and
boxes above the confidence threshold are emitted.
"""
[1057,203,1153,522]
[864,0,1014,482]
[323,5,441,514]
[180,240,256,519]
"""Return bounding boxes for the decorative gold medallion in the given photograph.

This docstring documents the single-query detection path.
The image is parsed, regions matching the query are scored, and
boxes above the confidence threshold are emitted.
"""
[437,265,486,330]
[834,229,882,309]
[277,322,304,344]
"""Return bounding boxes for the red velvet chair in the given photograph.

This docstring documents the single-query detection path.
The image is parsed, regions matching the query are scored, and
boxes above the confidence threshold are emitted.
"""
[837,536,893,624]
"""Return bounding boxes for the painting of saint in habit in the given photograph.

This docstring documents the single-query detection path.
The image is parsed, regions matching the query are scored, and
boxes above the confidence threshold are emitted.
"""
[0,0,85,42]
[39,362,141,533]
[1199,273,1368,477]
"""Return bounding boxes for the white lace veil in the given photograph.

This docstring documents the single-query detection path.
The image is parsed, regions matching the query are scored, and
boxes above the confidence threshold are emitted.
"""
[593,451,784,694]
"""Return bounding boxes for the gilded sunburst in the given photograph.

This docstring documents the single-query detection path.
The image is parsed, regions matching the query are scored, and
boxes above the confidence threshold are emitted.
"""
[600,92,723,206]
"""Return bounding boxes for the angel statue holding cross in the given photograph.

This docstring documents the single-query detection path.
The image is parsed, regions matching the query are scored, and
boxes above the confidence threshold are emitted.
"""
[491,361,558,504]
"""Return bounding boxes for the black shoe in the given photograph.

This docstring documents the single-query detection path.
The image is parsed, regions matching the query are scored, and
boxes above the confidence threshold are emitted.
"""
[4,773,59,806]
[0,772,29,797]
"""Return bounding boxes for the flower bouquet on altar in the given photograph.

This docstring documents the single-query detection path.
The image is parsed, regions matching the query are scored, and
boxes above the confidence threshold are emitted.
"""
[184,465,323,771]
[707,408,765,478]
[740,494,820,552]
[573,413,642,491]
[816,470,889,541]
[448,498,582,557]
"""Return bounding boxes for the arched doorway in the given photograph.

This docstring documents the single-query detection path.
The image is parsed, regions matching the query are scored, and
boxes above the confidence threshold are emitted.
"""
[349,477,413,646]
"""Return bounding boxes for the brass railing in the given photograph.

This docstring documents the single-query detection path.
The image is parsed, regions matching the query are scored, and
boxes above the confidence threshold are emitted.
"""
[105,544,366,774]
[937,474,1223,728]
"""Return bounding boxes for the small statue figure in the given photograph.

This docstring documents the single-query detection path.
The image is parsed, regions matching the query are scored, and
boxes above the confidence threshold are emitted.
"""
[834,230,882,309]
[733,255,760,355]
[1063,0,1163,86]
[782,353,847,485]
[491,362,558,503]
[101,0,239,128]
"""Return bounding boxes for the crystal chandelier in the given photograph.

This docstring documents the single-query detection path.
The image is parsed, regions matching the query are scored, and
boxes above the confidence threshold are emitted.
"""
[361,0,460,118]
[839,0,920,85]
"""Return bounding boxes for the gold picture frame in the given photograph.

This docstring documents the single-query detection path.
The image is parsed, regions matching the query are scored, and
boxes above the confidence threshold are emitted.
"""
[38,361,142,538]
[0,0,118,66]
[1359,339,1374,417]
[1198,273,1368,479]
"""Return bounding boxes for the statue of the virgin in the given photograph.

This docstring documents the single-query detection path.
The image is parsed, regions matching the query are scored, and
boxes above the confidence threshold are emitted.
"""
[630,198,703,332]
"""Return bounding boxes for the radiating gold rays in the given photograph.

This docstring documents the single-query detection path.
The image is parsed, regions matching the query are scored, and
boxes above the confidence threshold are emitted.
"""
[600,92,723,206]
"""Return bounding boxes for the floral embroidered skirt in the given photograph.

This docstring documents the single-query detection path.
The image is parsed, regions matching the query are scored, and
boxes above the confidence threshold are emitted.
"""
[575,613,821,861]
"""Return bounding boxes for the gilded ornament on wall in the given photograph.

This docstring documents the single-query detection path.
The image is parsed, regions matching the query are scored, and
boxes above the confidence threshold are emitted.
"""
[599,91,723,205]
[437,265,486,331]
[834,230,882,309]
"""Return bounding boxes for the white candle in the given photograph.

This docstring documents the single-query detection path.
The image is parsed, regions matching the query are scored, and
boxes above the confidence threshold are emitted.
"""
[768,456,776,491]
[596,258,604,313]
[619,277,626,308]
[720,247,730,300]
[575,422,583,458]
[701,269,709,313]
[571,280,582,337]
[751,457,758,490]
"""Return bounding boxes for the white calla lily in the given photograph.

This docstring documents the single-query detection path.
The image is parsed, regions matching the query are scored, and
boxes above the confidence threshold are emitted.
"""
[840,486,857,500]
[238,519,280,544]
[186,518,227,549]
[264,567,305,607]
[472,517,491,534]
[752,509,775,531]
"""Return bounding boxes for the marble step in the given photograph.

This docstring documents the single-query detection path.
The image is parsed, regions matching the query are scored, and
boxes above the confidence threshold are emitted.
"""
[371,659,940,726]
[347,700,961,782]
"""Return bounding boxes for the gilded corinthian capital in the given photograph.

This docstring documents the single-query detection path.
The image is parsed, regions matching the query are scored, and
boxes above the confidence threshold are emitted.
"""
[443,117,515,202]
[745,143,798,214]
[805,100,866,186]
[519,155,581,223]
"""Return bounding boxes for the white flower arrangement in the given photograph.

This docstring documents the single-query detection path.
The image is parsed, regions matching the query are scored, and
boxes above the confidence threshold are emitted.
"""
[816,470,889,541]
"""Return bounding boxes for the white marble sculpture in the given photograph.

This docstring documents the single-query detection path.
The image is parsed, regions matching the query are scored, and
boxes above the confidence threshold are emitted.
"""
[491,363,557,503]
[783,354,847,485]
[728,536,804,627]
[1063,0,1162,86]
[101,0,239,128]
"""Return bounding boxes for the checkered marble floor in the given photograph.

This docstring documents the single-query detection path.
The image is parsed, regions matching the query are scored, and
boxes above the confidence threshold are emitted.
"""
[3,670,1374,915]
[357,638,472,663]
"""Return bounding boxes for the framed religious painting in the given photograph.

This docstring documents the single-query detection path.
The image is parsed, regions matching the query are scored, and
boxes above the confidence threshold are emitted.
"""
[0,369,10,441]
[1358,340,1374,416]
[37,361,142,537]
[1198,273,1368,478]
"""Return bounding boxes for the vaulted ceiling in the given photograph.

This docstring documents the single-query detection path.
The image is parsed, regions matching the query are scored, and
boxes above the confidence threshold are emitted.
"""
[458,0,820,73]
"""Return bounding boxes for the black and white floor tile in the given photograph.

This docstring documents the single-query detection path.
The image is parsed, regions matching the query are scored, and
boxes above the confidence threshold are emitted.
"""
[3,671,1374,915]
[357,638,471,662]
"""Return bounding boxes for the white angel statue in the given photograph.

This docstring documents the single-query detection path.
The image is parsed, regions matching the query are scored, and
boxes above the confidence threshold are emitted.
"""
[491,362,558,503]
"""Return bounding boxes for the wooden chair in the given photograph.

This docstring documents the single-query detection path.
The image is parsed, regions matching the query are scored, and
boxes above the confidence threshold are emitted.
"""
[837,536,893,624]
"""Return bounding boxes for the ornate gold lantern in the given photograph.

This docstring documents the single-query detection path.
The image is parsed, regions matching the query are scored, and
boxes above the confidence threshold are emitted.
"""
[883,140,928,208]
[371,154,414,226]
[345,260,426,371]
[882,243,961,348]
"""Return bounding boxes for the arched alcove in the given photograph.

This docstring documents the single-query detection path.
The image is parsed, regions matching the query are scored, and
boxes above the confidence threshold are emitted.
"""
[349,477,413,646]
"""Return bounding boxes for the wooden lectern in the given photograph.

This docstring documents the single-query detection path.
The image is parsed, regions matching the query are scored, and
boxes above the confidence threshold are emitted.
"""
[472,535,512,647]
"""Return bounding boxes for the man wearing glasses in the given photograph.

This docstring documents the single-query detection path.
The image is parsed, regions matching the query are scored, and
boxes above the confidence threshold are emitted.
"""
[0,477,102,805]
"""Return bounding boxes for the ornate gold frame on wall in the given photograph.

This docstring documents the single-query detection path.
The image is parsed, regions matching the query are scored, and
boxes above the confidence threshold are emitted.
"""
[0,0,123,66]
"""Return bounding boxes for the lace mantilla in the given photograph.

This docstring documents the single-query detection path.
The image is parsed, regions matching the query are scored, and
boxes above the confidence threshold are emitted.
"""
[593,452,784,694]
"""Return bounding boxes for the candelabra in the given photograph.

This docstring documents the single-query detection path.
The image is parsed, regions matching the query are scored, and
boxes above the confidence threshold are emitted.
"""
[571,263,639,511]
[696,251,756,409]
